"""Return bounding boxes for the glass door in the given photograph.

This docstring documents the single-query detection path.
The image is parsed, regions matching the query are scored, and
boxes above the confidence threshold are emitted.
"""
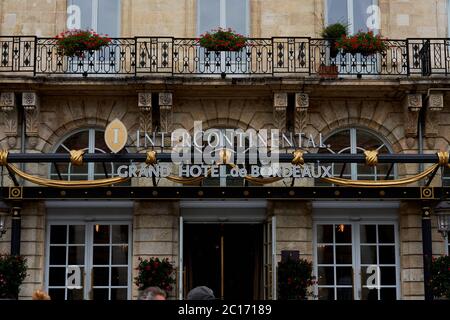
[314,221,399,300]
[46,222,131,300]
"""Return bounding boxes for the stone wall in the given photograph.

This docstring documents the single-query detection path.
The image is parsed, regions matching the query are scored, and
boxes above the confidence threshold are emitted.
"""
[268,200,313,262]
[132,200,180,299]
[0,0,447,38]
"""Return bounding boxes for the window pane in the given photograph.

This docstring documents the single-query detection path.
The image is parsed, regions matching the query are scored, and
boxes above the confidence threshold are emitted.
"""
[112,225,128,244]
[360,225,376,243]
[327,0,348,25]
[335,224,351,243]
[62,131,89,152]
[112,245,128,265]
[93,267,110,286]
[353,0,375,33]
[318,287,335,300]
[361,287,379,300]
[94,225,110,244]
[379,246,395,264]
[50,225,67,244]
[336,267,353,285]
[318,266,335,285]
[97,0,120,37]
[69,225,85,244]
[48,288,65,300]
[111,267,128,286]
[198,0,221,34]
[378,225,395,243]
[93,246,110,265]
[380,288,397,300]
[226,0,248,35]
[380,267,396,285]
[70,0,93,30]
[67,288,84,300]
[336,288,353,300]
[50,246,67,265]
[336,246,352,264]
[360,245,377,264]
[49,267,66,286]
[317,225,333,243]
[68,246,85,265]
[317,245,334,264]
[93,288,109,300]
[111,288,127,300]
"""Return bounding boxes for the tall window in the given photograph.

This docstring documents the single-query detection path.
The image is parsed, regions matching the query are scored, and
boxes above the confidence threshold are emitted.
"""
[325,0,380,34]
[318,128,394,181]
[67,0,120,37]
[198,0,249,35]
[50,129,128,182]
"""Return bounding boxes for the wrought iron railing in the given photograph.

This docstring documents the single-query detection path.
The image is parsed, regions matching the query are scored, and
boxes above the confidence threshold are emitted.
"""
[1,36,450,77]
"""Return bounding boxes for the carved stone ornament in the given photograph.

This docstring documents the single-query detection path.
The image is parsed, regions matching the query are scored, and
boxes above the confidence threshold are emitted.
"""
[274,93,288,110]
[159,92,173,107]
[138,92,152,112]
[427,93,444,111]
[22,92,38,111]
[295,93,309,111]
[404,94,422,112]
[0,92,15,111]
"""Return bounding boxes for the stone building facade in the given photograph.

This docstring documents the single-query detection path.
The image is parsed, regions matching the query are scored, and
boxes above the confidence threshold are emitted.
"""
[0,0,450,300]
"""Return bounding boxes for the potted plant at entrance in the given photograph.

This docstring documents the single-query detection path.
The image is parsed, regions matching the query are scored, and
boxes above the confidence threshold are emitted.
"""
[431,255,450,299]
[277,257,316,300]
[135,257,175,297]
[55,29,112,58]
[198,28,247,52]
[0,254,28,300]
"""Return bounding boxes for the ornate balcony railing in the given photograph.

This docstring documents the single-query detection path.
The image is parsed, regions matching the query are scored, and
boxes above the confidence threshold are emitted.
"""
[1,36,449,77]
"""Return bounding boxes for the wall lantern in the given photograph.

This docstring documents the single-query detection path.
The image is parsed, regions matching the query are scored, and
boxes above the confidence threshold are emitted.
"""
[434,201,450,239]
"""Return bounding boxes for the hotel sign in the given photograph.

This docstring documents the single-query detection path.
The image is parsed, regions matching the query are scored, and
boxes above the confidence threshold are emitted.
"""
[105,120,333,179]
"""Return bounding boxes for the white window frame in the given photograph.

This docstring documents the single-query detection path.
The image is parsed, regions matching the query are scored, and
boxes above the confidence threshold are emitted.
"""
[313,201,401,300]
[45,215,132,300]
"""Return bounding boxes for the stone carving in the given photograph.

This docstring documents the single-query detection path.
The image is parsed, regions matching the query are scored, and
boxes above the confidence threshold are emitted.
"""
[427,93,444,111]
[404,94,422,111]
[160,105,173,132]
[295,93,309,112]
[274,92,288,109]
[138,92,152,111]
[403,94,422,148]
[159,92,173,107]
[22,92,38,111]
[0,92,18,148]
[0,92,15,111]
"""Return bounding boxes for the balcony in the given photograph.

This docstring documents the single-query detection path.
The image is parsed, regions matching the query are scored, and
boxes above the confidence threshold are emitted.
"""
[0,36,448,78]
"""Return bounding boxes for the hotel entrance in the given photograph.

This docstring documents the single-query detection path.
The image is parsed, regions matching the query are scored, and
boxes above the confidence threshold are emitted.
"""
[183,224,263,300]
[180,200,272,300]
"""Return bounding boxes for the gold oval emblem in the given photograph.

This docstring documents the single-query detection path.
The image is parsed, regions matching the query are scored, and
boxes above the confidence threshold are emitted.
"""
[105,118,128,153]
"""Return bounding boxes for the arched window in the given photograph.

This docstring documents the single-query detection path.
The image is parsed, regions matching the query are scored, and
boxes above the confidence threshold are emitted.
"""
[50,128,129,182]
[318,128,395,181]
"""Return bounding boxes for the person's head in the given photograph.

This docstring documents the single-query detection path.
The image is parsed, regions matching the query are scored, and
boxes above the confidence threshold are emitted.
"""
[186,286,215,300]
[32,289,51,300]
[138,286,167,300]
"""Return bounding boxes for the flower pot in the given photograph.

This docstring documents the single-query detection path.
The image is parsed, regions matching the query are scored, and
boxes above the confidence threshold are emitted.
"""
[318,65,338,79]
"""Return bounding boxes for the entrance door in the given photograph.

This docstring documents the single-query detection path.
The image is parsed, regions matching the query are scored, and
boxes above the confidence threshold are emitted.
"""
[183,224,263,299]
[314,222,399,300]
[45,222,131,300]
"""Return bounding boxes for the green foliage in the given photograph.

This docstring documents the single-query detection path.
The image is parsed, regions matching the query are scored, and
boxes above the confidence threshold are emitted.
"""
[431,255,450,299]
[198,28,247,51]
[321,22,348,39]
[0,254,28,299]
[278,258,315,300]
[55,29,111,57]
[336,31,387,55]
[134,257,176,295]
